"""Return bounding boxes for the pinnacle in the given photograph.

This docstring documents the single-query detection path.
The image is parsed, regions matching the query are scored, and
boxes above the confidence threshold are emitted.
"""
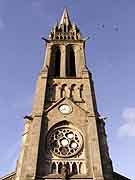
[59,7,71,26]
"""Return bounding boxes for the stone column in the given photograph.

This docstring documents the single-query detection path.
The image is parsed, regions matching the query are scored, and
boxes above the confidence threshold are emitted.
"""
[69,162,73,174]
[60,45,66,77]
[43,44,52,68]
[77,162,80,174]
[74,44,85,77]
[56,162,59,174]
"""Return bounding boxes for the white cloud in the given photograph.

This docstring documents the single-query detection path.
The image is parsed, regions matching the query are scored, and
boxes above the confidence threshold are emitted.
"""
[0,17,4,30]
[118,107,135,137]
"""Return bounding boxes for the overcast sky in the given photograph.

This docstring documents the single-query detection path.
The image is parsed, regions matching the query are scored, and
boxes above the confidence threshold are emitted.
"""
[0,0,135,179]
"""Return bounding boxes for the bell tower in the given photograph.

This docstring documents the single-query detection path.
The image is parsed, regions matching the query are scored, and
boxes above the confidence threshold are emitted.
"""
[15,8,114,180]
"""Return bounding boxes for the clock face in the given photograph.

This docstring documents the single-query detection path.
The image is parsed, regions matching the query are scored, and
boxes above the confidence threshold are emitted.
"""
[59,104,72,114]
[47,127,83,157]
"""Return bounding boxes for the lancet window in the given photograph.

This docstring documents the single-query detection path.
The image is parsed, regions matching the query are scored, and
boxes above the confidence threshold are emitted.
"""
[80,84,83,99]
[49,46,61,77]
[50,161,85,175]
[66,46,76,77]
[70,84,76,99]
[61,84,67,98]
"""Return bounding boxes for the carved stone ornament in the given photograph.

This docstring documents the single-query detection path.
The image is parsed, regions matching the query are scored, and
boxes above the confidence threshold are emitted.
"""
[47,127,83,157]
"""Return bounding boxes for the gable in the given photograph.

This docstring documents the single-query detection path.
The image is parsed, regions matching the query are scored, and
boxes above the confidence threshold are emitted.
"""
[0,172,16,180]
[45,98,88,130]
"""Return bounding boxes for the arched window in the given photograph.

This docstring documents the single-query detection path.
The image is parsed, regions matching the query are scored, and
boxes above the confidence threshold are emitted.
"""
[58,162,63,174]
[66,162,70,175]
[51,162,56,174]
[80,84,83,99]
[49,46,61,77]
[66,46,76,77]
[72,162,77,174]
[61,84,67,98]
[70,84,76,99]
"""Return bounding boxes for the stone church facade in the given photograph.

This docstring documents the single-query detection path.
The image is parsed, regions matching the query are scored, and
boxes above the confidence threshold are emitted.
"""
[0,8,130,180]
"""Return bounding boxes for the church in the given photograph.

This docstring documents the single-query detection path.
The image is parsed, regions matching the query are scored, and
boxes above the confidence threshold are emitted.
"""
[0,8,130,180]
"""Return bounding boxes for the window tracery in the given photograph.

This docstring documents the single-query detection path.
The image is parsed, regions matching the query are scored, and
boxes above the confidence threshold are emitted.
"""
[47,127,83,157]
[47,123,85,176]
[50,161,85,175]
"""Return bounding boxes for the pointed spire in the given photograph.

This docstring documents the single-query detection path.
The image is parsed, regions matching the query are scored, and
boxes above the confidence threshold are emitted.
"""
[59,8,71,26]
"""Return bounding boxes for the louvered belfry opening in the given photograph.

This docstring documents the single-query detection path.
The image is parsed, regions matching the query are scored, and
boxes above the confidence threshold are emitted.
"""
[66,45,76,77]
[49,46,61,77]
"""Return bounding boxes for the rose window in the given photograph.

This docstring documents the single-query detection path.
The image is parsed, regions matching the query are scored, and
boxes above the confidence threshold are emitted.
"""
[48,127,83,157]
